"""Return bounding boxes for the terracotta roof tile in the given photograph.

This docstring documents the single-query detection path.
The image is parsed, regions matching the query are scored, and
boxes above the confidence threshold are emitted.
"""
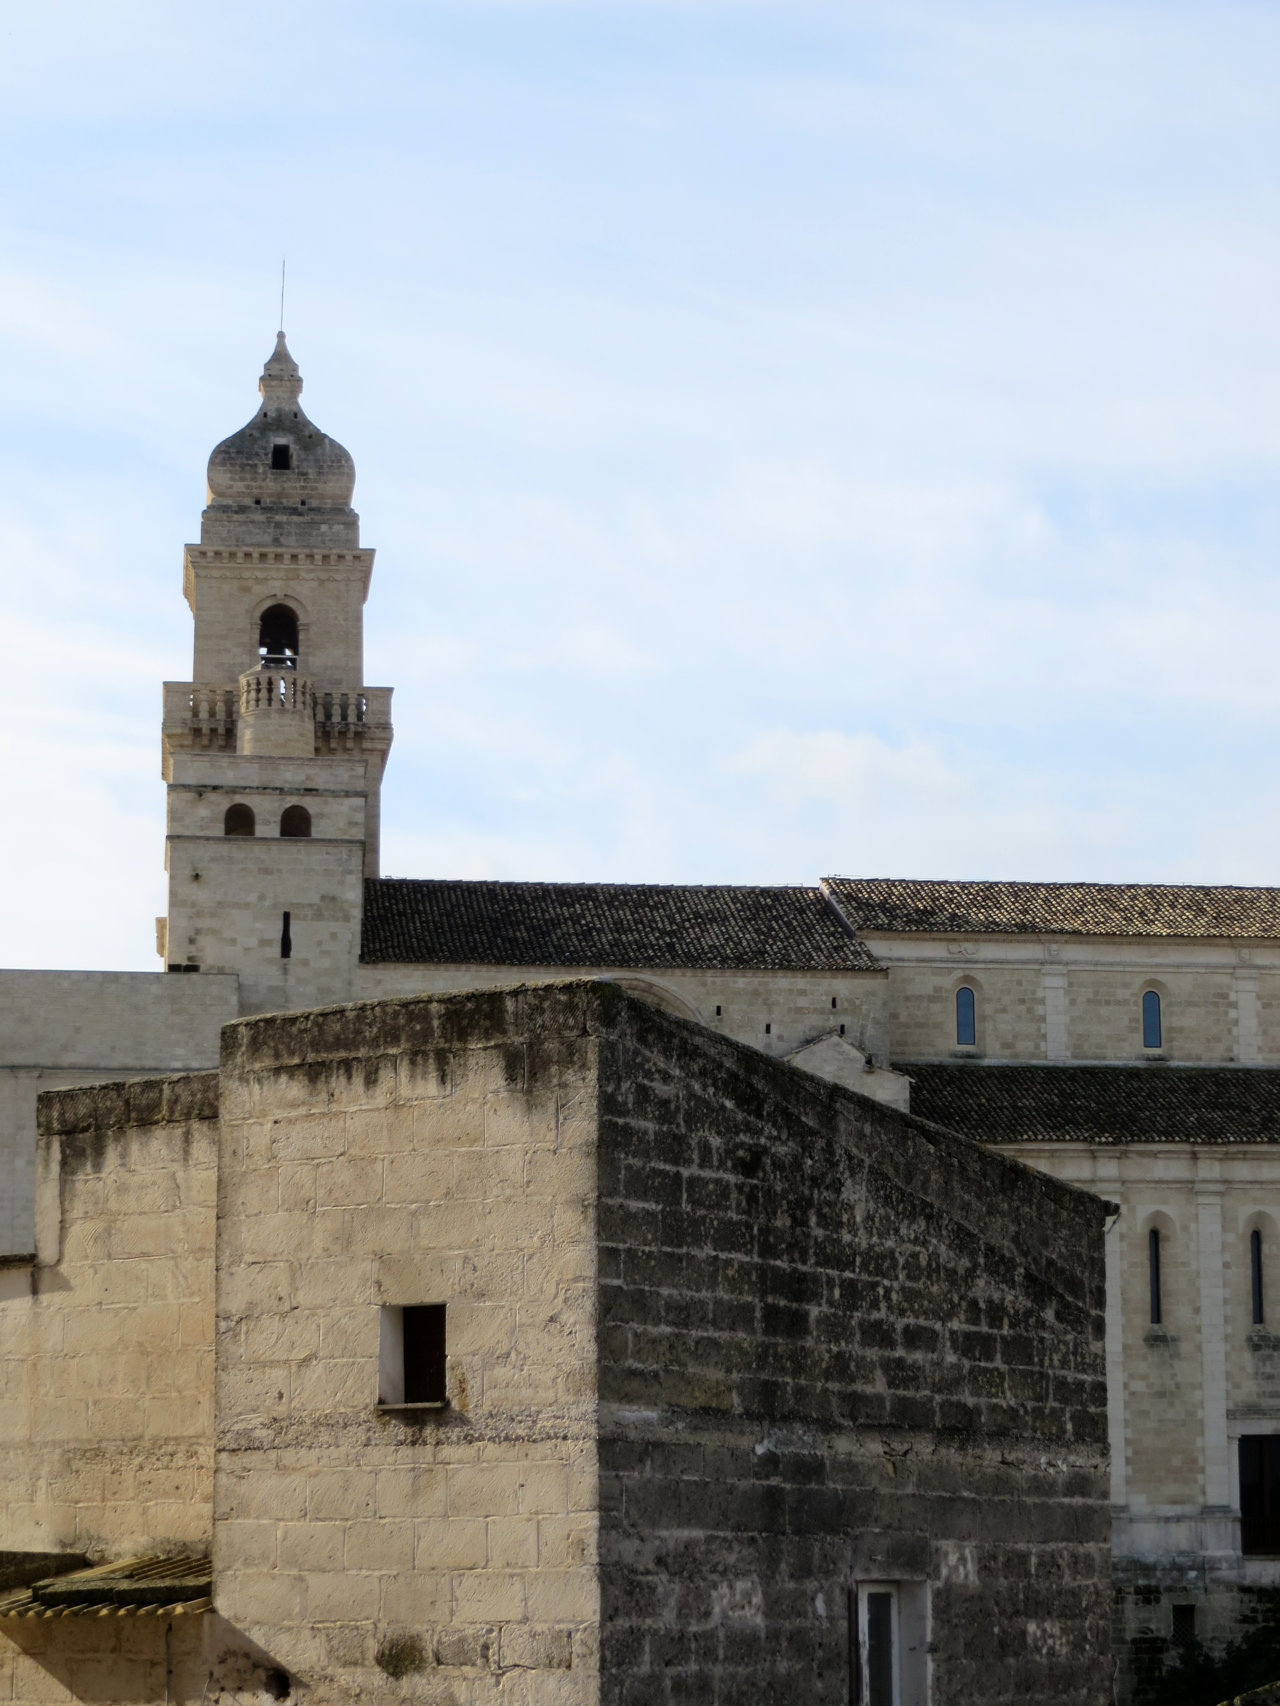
[826,876,1280,939]
[0,1554,211,1619]
[362,879,879,972]
[906,1063,1280,1145]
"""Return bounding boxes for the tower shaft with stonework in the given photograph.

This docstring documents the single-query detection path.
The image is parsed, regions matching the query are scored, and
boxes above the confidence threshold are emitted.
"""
[160,335,392,1014]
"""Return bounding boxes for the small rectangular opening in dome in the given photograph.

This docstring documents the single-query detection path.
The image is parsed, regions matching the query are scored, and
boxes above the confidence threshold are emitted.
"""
[271,443,292,470]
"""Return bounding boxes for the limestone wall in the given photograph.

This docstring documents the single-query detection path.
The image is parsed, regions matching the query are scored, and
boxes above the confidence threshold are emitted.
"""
[886,959,1046,1059]
[183,548,374,691]
[166,751,368,1013]
[1067,968,1234,1064]
[211,986,604,1703]
[0,982,1115,1706]
[592,993,1113,1706]
[0,1073,218,1565]
[357,961,891,1067]
[877,942,1256,1064]
[0,971,237,1255]
[997,1140,1280,1701]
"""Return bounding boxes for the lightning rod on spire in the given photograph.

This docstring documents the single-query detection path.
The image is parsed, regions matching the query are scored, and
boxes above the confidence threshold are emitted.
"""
[279,259,286,335]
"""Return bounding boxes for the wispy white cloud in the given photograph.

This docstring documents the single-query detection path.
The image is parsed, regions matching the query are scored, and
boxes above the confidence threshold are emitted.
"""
[2,1,1280,968]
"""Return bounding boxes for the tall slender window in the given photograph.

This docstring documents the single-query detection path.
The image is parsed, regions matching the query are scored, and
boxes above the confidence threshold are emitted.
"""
[956,986,976,1048]
[1240,1436,1280,1554]
[1142,989,1163,1050]
[1149,1227,1163,1325]
[865,1592,895,1706]
[1253,1229,1265,1327]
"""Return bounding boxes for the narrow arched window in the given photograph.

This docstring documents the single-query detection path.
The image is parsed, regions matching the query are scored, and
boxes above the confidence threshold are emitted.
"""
[280,805,312,838]
[956,986,976,1047]
[224,804,255,837]
[1142,990,1162,1050]
[258,604,299,666]
[1149,1227,1163,1325]
[1253,1229,1265,1326]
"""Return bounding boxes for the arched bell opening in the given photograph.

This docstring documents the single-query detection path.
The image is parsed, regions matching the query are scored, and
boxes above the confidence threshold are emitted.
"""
[258,603,300,669]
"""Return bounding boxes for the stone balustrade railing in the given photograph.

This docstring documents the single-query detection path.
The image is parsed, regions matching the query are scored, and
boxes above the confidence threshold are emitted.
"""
[163,682,238,729]
[240,668,316,718]
[163,678,391,755]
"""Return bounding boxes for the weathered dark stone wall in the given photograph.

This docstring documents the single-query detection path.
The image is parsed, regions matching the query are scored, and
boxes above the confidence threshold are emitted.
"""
[593,990,1112,1706]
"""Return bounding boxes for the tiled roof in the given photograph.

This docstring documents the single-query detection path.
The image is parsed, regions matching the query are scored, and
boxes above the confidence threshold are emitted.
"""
[825,876,1280,939]
[362,879,880,972]
[905,1064,1280,1145]
[0,1554,211,1618]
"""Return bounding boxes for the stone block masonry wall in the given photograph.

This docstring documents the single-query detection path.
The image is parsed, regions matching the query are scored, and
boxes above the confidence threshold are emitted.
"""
[0,1073,218,1564]
[212,984,605,1705]
[592,994,1114,1706]
[0,982,1115,1706]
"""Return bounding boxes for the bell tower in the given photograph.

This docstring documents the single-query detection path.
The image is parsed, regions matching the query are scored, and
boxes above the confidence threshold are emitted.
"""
[160,334,393,1013]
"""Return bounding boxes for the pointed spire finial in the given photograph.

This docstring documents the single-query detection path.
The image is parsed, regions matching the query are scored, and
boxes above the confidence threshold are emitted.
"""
[259,331,302,407]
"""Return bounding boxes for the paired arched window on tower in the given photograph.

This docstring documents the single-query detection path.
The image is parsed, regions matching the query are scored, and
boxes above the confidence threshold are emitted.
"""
[258,603,299,667]
[280,805,312,838]
[223,802,312,838]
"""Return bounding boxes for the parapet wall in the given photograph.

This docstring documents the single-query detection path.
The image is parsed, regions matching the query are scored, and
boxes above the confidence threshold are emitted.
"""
[594,992,1112,1706]
[0,1071,219,1560]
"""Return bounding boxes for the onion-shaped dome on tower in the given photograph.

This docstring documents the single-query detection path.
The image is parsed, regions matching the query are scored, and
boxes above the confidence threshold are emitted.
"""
[200,334,360,549]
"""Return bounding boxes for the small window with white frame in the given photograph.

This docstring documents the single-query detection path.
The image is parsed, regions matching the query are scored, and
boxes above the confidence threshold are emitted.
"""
[851,1580,929,1705]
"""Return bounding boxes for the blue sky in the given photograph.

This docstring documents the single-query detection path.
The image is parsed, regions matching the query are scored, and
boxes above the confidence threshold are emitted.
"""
[2,1,1280,969]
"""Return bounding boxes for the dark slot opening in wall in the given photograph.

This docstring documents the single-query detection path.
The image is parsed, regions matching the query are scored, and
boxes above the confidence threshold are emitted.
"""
[832,996,838,1009]
[380,1304,447,1406]
[1240,1435,1280,1554]
[847,1587,859,1706]
[280,911,292,959]
[271,442,292,470]
[1149,1228,1162,1325]
[1253,1228,1265,1326]
[403,1305,447,1403]
[1172,1604,1196,1649]
[280,805,312,838]
[865,1591,894,1706]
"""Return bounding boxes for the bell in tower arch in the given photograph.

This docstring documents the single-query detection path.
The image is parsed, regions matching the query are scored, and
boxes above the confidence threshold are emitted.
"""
[258,603,300,669]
